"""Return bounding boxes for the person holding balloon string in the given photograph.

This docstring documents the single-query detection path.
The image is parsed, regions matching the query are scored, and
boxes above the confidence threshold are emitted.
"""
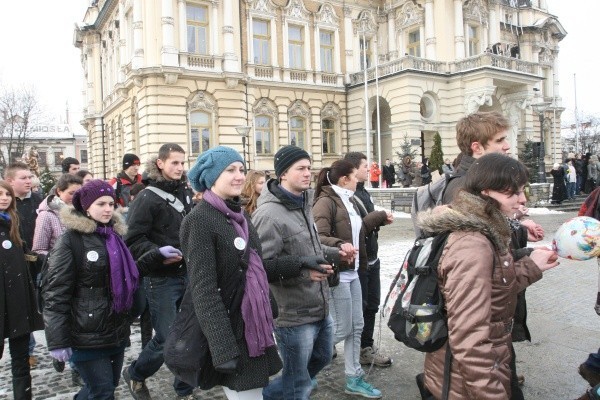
[416,153,559,399]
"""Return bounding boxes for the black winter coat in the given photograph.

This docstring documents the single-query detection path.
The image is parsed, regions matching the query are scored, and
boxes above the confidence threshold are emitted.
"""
[124,157,193,277]
[180,200,282,391]
[16,191,42,252]
[0,218,43,341]
[43,208,131,351]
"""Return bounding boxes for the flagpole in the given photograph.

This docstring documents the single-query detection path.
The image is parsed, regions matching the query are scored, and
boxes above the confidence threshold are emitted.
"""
[573,73,580,154]
[374,35,382,187]
[362,30,371,185]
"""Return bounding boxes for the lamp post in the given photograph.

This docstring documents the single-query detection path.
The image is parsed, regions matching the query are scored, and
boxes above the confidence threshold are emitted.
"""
[235,126,251,171]
[530,100,550,183]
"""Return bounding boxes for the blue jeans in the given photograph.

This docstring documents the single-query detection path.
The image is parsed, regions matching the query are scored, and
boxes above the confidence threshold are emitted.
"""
[28,333,35,355]
[567,182,577,199]
[263,315,333,400]
[74,351,124,399]
[329,278,364,377]
[359,260,381,349]
[128,275,192,396]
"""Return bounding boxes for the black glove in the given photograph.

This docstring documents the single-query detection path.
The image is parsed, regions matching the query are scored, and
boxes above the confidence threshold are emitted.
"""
[298,256,328,274]
[215,357,239,374]
[52,359,65,373]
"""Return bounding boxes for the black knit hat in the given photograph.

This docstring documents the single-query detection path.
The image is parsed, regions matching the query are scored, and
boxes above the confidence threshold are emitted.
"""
[123,153,140,170]
[274,145,311,177]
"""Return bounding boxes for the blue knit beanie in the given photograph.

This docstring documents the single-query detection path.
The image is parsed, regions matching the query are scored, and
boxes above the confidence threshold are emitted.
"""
[188,146,244,192]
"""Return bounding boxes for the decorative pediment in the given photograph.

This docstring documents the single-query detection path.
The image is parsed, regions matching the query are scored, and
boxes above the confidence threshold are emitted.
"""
[187,91,217,114]
[253,98,279,122]
[288,100,310,118]
[250,0,277,16]
[396,1,424,30]
[322,102,341,120]
[353,10,377,35]
[316,3,340,27]
[464,0,489,26]
[284,0,311,21]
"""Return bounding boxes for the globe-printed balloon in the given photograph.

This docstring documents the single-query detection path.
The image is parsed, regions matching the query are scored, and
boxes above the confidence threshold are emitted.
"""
[552,216,600,261]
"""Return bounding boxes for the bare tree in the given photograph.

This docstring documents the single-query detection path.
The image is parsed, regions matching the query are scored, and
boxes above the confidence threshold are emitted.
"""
[563,114,600,156]
[0,85,40,169]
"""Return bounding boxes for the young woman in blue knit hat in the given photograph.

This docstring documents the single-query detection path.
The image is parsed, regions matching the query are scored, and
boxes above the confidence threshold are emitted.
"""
[183,146,281,399]
[42,179,139,399]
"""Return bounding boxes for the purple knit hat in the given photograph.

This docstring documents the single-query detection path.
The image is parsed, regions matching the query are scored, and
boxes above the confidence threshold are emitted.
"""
[73,179,116,212]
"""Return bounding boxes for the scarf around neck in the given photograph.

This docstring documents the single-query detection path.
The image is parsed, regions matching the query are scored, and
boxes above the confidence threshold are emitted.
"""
[202,190,275,357]
[94,224,139,313]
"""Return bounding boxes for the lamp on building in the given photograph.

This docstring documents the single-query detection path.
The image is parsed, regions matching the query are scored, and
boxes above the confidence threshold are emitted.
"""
[235,126,251,171]
[530,98,551,183]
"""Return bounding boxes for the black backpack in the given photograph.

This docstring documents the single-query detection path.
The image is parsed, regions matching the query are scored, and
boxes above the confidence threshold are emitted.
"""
[411,173,461,237]
[384,232,451,352]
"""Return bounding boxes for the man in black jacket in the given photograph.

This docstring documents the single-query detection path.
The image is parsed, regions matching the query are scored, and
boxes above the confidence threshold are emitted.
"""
[344,152,394,367]
[122,143,194,400]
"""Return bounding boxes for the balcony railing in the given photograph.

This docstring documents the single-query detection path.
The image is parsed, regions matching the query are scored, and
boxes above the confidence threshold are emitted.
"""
[188,54,215,69]
[350,53,542,85]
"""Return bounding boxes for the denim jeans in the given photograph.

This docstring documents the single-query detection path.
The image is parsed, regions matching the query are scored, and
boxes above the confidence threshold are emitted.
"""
[585,348,600,372]
[128,275,192,396]
[358,260,381,349]
[329,278,364,377]
[28,334,35,356]
[74,351,124,400]
[567,182,577,199]
[1,334,31,400]
[262,315,333,400]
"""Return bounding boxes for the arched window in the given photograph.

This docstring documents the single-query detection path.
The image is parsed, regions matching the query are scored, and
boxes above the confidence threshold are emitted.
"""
[255,115,272,155]
[322,119,336,154]
[190,111,211,156]
[289,117,306,149]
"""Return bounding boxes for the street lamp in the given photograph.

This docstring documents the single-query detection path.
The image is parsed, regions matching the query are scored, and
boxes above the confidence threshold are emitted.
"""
[235,126,251,171]
[530,100,551,183]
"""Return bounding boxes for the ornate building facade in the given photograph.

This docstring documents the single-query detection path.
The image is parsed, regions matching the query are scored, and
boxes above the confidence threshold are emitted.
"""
[75,0,566,178]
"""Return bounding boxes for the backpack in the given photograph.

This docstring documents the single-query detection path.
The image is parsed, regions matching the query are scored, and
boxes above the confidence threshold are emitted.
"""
[35,232,83,314]
[384,232,451,353]
[411,173,460,237]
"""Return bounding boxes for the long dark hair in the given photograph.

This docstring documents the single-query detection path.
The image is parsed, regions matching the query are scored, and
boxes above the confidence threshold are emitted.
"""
[463,153,529,216]
[0,181,23,246]
[314,159,356,198]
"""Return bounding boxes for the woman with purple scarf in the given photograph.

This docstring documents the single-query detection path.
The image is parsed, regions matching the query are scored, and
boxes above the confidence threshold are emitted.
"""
[42,180,139,399]
[182,146,282,399]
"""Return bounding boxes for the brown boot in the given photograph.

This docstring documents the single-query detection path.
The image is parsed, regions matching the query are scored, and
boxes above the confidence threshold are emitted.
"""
[580,364,600,387]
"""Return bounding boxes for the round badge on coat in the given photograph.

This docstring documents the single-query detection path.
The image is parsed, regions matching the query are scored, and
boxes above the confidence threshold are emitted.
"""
[234,237,246,251]
[2,240,12,249]
[87,251,99,262]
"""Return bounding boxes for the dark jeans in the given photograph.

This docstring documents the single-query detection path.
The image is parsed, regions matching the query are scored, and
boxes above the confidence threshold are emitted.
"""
[359,259,381,349]
[74,351,124,399]
[128,275,192,396]
[0,334,31,400]
[585,348,600,372]
[510,343,524,400]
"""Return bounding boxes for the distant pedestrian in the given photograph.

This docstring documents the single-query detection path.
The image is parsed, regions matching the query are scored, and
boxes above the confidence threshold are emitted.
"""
[61,157,80,174]
[43,180,139,399]
[241,170,266,215]
[420,158,432,185]
[369,162,381,188]
[109,154,143,209]
[550,163,568,204]
[76,170,94,185]
[382,159,396,188]
[441,158,455,175]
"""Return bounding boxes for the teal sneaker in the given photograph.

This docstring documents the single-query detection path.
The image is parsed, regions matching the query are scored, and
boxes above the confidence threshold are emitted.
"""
[311,377,318,391]
[345,375,382,399]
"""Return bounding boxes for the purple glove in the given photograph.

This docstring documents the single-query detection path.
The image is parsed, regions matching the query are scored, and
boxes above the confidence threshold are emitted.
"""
[50,348,72,362]
[159,246,182,259]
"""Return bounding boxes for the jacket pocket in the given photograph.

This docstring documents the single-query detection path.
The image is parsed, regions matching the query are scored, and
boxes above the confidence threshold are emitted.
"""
[73,296,110,334]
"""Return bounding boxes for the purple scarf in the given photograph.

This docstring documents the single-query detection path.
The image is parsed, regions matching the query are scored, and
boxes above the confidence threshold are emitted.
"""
[203,190,275,357]
[95,225,139,313]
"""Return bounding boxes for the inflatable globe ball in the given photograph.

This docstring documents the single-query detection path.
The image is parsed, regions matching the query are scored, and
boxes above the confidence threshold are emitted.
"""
[552,216,600,261]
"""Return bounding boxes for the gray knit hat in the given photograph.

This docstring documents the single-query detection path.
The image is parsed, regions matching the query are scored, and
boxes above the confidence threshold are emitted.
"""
[274,145,311,177]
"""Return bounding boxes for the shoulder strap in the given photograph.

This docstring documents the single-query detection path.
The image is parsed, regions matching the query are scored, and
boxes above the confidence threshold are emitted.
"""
[441,343,452,400]
[329,198,337,237]
[145,186,185,214]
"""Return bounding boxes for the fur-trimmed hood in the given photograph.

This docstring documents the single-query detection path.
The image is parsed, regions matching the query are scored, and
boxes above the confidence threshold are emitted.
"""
[144,156,187,183]
[59,206,128,236]
[417,191,511,254]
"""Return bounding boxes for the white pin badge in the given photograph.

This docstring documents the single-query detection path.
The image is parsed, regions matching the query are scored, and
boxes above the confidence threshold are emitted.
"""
[87,250,99,262]
[234,237,246,251]
[2,240,12,249]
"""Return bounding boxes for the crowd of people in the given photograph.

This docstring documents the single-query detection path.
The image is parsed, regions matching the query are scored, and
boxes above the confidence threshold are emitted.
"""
[551,153,600,204]
[0,111,599,400]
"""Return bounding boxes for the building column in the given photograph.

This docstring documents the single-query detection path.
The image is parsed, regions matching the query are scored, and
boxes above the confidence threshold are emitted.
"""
[344,6,354,81]
[118,1,126,82]
[86,45,95,114]
[178,0,186,52]
[424,0,436,59]
[211,1,220,55]
[222,0,239,72]
[454,0,465,59]
[489,6,498,46]
[132,0,144,69]
[552,50,560,99]
[387,10,397,59]
[161,0,178,66]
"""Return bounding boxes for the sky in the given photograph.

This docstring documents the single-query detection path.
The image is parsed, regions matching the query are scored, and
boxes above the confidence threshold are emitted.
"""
[0,0,596,129]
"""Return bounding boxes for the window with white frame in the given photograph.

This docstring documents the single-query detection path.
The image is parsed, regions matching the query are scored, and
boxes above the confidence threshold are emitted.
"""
[289,117,306,149]
[359,37,371,70]
[407,29,420,57]
[320,30,334,72]
[468,25,479,56]
[253,19,270,65]
[187,4,209,54]
[322,119,337,154]
[255,115,272,154]
[190,111,211,156]
[288,25,304,69]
